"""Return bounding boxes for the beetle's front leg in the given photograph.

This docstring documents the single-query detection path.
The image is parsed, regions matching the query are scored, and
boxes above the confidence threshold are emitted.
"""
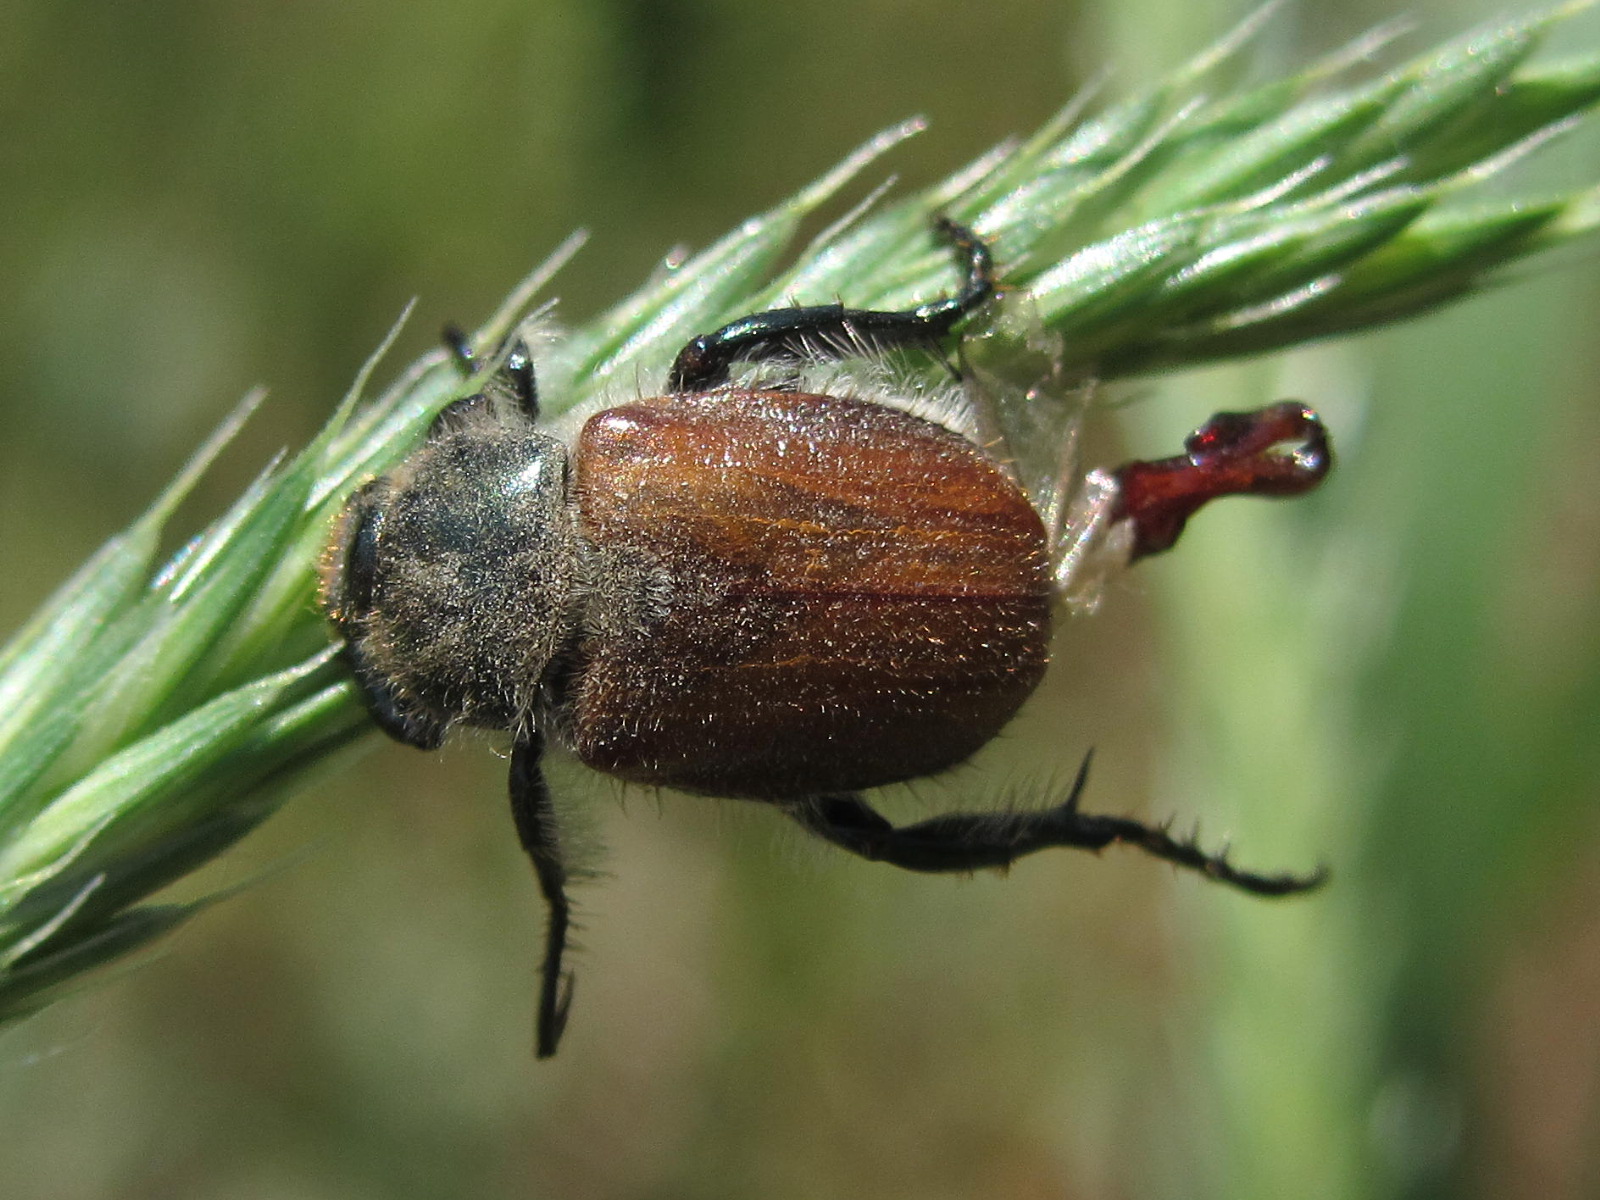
[441,323,540,423]
[509,733,577,1057]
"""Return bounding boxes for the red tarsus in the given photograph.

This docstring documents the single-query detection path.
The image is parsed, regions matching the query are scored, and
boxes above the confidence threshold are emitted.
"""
[1112,401,1333,561]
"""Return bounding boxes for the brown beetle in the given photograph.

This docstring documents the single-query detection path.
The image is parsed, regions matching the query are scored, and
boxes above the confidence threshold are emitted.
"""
[320,220,1331,1056]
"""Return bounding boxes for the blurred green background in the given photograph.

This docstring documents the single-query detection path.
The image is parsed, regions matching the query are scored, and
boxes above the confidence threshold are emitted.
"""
[2,1,1599,1197]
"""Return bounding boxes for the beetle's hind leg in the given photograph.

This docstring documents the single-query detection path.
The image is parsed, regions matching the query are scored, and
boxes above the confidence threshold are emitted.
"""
[1048,403,1336,605]
[1109,402,1333,562]
[509,733,577,1058]
[790,754,1325,897]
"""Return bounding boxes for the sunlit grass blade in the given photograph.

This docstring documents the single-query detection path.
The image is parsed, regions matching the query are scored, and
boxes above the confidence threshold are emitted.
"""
[0,4,1597,1025]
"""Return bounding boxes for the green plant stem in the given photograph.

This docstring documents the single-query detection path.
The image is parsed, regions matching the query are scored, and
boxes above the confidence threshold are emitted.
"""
[1,5,1598,1030]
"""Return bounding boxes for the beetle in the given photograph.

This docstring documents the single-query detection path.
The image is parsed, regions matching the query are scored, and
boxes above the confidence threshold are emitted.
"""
[319,219,1332,1056]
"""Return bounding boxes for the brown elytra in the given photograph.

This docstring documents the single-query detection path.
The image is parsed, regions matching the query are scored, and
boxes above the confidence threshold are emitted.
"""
[569,389,1053,799]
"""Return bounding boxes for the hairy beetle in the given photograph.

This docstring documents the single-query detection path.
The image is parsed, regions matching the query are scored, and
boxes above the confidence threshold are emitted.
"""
[321,220,1331,1055]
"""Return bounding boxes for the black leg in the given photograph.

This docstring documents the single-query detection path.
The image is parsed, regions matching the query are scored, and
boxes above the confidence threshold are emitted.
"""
[666,216,996,393]
[440,323,540,422]
[790,754,1325,897]
[509,733,577,1057]
[442,322,477,372]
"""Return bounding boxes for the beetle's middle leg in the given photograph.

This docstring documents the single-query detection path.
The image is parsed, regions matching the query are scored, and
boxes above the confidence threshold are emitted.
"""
[666,217,996,393]
[789,755,1325,897]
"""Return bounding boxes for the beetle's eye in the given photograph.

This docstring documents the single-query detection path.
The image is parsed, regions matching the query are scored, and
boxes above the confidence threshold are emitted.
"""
[344,497,384,619]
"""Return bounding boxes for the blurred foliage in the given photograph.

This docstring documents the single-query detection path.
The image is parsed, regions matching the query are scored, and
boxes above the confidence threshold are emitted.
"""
[0,2,1598,1200]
